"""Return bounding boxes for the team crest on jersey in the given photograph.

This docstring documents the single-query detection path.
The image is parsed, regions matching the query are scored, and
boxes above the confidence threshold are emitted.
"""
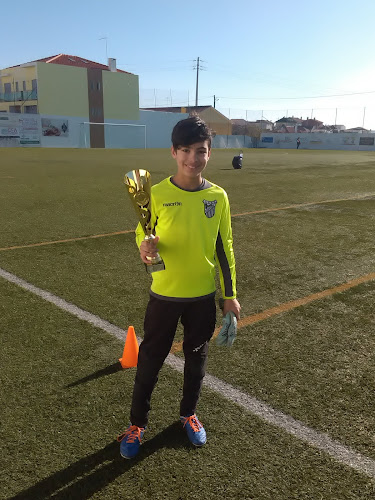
[203,199,217,218]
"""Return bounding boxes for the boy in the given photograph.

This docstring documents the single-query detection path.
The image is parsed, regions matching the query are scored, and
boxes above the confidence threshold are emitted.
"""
[118,115,241,459]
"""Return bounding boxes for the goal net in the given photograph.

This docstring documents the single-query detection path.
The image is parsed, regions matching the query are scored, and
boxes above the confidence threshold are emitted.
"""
[79,122,146,149]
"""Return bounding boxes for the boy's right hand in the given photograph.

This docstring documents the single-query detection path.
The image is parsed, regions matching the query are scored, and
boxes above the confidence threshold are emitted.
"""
[139,236,160,264]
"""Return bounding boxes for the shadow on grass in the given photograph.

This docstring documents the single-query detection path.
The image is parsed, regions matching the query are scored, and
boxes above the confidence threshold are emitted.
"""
[9,422,190,500]
[64,362,123,388]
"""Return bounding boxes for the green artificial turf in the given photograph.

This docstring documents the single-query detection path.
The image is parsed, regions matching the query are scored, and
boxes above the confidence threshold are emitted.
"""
[1,147,375,248]
[1,147,375,498]
[1,281,374,500]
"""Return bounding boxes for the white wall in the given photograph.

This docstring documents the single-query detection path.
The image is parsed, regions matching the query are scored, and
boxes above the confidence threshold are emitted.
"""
[260,132,375,151]
[40,115,87,148]
[212,135,253,148]
[107,110,188,148]
[0,111,188,149]
[0,112,41,147]
[0,112,87,148]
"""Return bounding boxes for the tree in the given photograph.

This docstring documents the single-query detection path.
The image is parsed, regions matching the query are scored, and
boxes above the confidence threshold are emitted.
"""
[246,124,261,139]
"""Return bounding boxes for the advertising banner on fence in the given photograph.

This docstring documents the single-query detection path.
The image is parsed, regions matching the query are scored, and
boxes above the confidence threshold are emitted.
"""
[0,114,41,146]
[42,118,69,137]
[0,115,21,146]
[0,116,20,137]
[19,116,41,145]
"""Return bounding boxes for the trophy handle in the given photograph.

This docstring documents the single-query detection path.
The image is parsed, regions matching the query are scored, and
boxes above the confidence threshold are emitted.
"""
[144,234,165,273]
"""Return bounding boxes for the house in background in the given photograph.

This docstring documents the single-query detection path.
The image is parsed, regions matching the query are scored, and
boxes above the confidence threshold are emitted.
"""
[231,118,248,135]
[231,118,273,135]
[142,105,232,136]
[274,116,303,131]
[0,54,139,147]
[274,116,328,133]
[345,126,368,133]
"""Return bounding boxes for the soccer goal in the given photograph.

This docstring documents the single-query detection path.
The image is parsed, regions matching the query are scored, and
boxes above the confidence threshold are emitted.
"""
[79,122,147,149]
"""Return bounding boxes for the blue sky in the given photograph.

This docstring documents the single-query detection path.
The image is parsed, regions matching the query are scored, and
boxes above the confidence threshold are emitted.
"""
[2,0,375,128]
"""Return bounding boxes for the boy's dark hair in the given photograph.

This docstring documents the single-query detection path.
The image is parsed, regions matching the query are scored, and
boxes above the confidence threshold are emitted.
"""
[171,114,212,150]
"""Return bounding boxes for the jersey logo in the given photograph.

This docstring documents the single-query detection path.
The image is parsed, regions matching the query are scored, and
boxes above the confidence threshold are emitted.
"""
[203,199,217,218]
[163,201,182,207]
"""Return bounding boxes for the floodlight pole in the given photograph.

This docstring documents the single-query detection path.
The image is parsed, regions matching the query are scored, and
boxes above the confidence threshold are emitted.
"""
[362,107,366,131]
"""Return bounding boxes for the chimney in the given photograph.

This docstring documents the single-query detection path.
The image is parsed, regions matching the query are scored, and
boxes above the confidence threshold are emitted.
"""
[108,58,117,72]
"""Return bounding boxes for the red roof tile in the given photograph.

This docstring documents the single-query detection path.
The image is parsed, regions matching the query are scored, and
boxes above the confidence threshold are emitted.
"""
[9,54,132,74]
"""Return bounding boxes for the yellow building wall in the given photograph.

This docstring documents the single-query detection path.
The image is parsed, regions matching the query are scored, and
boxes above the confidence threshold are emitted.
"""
[1,62,140,119]
[36,62,89,116]
[199,108,232,135]
[102,71,139,120]
[0,65,37,89]
[0,65,38,112]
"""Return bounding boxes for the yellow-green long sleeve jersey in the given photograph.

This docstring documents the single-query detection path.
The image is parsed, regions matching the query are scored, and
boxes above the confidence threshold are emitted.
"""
[135,176,237,301]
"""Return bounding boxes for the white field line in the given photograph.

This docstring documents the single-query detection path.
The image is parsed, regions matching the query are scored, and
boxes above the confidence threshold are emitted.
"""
[1,266,375,479]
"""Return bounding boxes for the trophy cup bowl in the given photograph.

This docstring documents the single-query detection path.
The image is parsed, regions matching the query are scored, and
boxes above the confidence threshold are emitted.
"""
[124,169,165,273]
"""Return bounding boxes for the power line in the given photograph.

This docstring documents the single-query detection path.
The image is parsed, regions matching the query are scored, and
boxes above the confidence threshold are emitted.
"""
[217,90,375,101]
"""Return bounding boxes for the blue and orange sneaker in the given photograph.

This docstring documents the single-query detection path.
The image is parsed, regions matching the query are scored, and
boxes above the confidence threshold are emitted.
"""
[180,414,207,447]
[117,424,146,459]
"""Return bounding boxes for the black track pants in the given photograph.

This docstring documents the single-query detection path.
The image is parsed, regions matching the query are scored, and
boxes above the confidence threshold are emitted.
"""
[130,294,216,427]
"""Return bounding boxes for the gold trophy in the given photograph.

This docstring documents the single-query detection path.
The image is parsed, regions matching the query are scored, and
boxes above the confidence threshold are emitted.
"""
[124,169,165,273]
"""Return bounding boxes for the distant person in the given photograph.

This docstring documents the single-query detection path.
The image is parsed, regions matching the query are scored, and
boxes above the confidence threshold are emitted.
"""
[296,137,301,149]
[232,151,243,169]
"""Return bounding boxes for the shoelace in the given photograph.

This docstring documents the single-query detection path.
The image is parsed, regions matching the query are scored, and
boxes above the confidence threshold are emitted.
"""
[181,415,203,433]
[117,425,144,443]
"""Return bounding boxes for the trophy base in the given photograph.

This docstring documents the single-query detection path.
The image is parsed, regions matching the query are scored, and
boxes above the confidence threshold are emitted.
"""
[145,261,165,274]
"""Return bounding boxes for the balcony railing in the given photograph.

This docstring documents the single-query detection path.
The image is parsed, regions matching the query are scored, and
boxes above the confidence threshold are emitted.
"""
[0,90,38,102]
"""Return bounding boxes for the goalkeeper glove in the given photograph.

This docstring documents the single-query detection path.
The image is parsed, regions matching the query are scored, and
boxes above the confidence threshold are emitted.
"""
[216,310,237,347]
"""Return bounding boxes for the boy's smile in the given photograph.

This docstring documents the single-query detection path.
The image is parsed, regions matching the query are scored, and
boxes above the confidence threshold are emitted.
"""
[171,141,211,189]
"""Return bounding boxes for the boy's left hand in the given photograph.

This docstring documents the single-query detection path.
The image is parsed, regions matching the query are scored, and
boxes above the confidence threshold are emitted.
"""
[222,299,241,320]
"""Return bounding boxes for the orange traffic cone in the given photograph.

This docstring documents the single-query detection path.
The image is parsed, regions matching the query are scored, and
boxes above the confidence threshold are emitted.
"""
[119,326,139,369]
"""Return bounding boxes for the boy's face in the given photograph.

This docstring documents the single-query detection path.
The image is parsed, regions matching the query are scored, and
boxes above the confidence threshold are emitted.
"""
[171,140,211,180]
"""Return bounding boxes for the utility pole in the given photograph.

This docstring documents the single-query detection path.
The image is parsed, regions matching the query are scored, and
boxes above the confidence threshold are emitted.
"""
[195,57,200,106]
[193,57,206,107]
[213,95,216,108]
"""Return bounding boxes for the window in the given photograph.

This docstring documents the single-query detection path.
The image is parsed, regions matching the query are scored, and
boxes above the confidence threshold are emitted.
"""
[31,79,38,98]
[9,105,21,113]
[24,105,37,114]
[23,81,26,91]
[15,82,19,92]
[89,81,101,91]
